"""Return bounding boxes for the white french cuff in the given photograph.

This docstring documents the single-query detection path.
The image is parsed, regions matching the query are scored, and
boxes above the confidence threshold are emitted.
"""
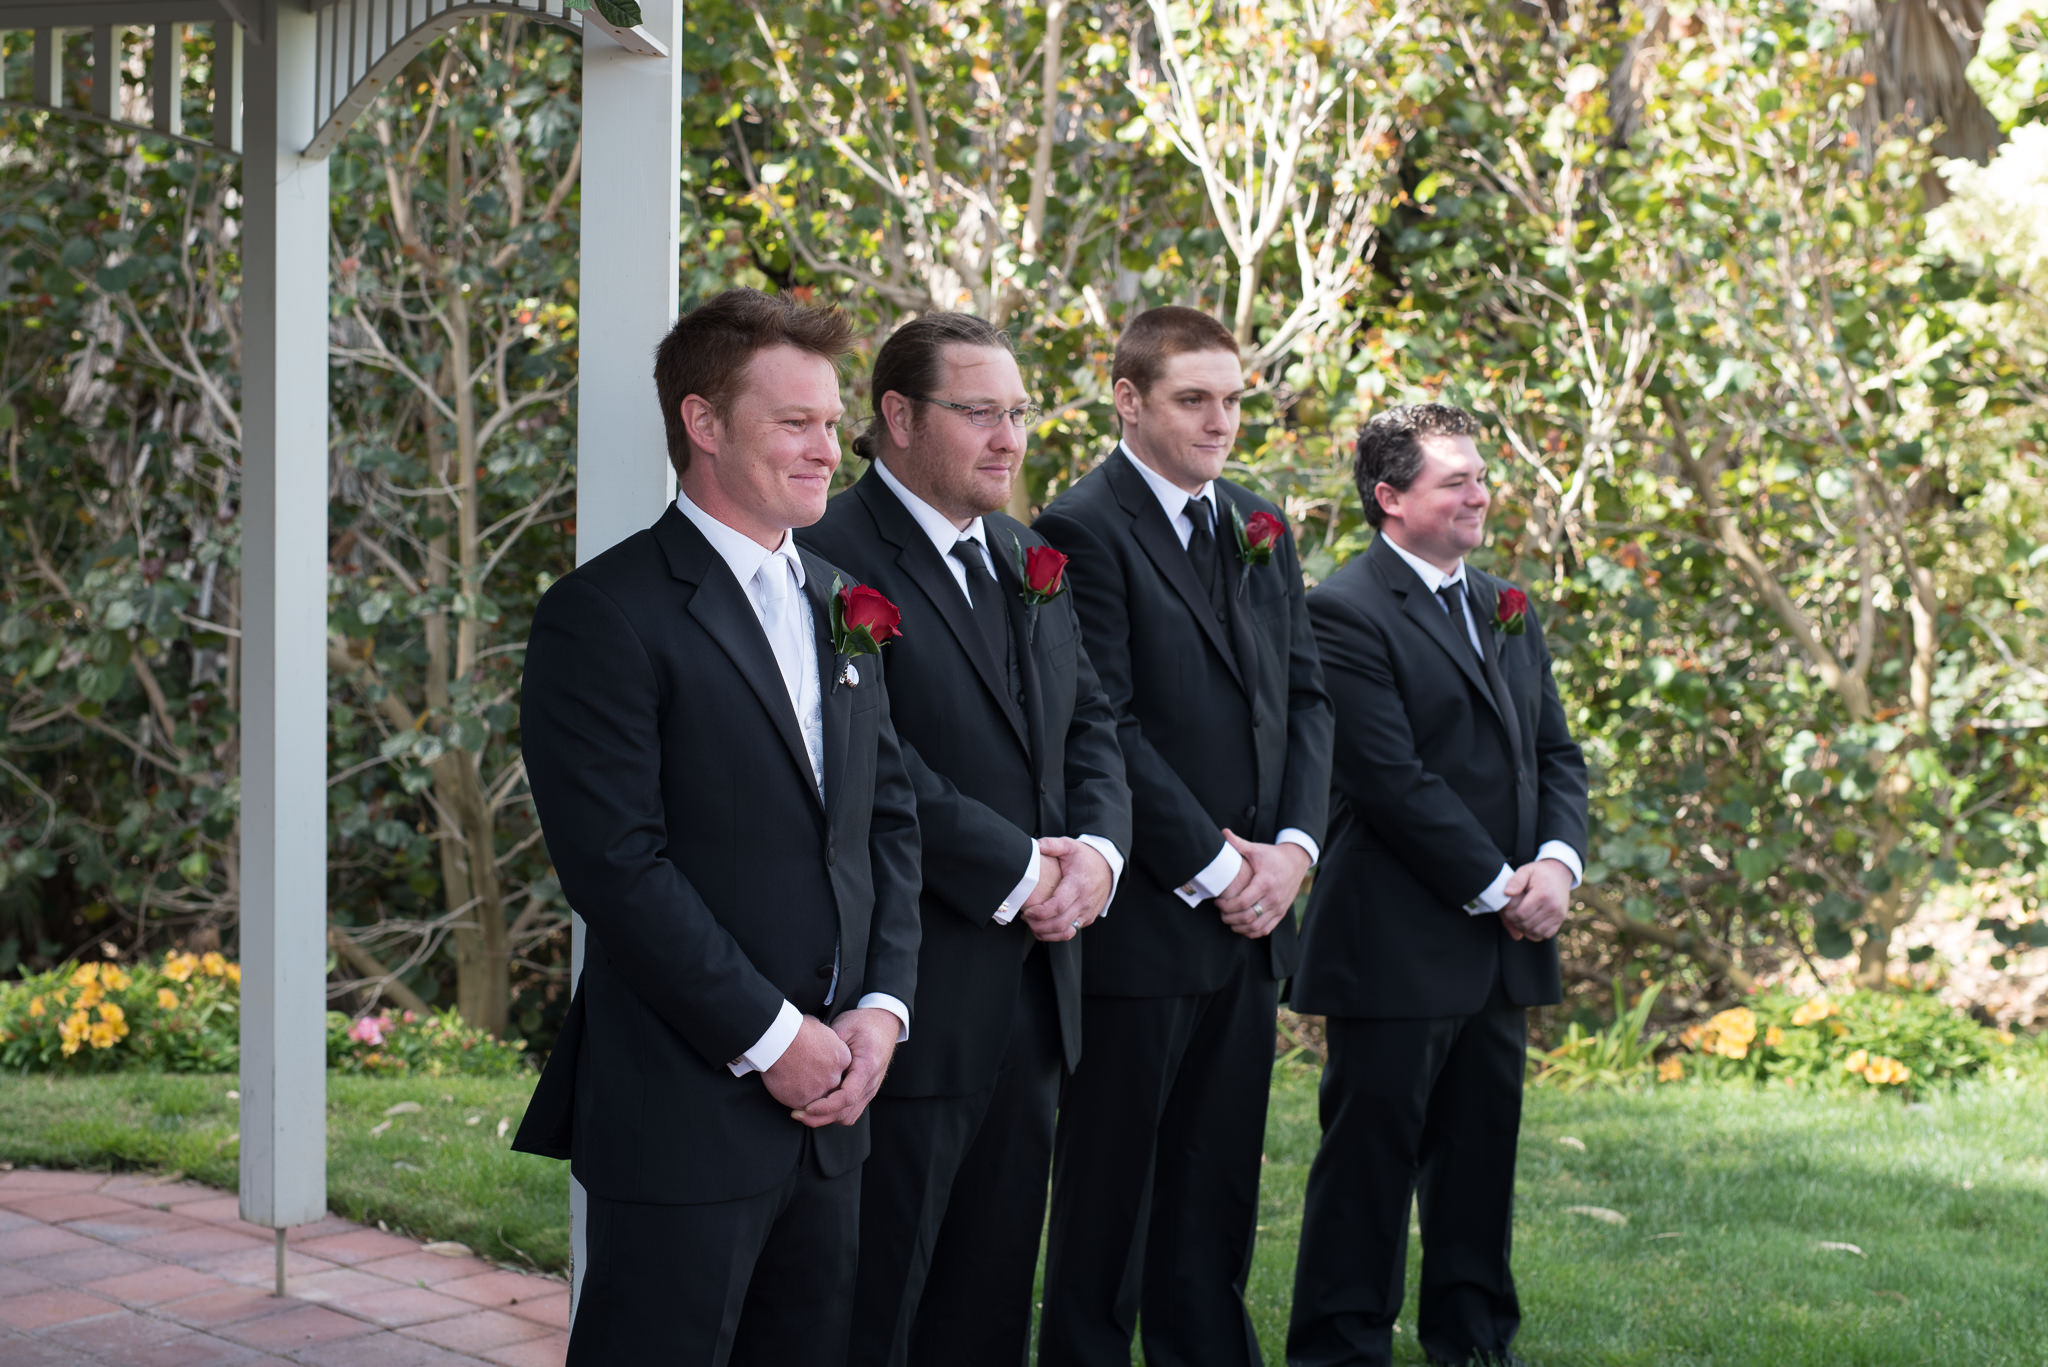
[1276,828,1321,867]
[994,838,1043,926]
[1176,840,1245,908]
[856,992,911,1043]
[1077,834,1126,912]
[729,998,802,1077]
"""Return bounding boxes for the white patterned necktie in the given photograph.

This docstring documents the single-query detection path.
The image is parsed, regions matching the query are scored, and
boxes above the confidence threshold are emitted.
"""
[753,554,823,793]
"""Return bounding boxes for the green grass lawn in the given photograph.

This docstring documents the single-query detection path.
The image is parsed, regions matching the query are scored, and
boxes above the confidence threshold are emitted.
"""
[6,1065,2047,1365]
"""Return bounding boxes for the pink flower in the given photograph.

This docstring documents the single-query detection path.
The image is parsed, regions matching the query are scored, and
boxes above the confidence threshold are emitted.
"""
[347,1016,385,1047]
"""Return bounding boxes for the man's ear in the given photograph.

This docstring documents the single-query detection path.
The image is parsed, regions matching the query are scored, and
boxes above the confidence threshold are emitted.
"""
[880,390,917,449]
[1374,480,1402,522]
[680,395,721,458]
[1111,377,1142,427]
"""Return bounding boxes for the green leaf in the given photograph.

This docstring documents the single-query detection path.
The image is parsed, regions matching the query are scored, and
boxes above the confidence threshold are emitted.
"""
[591,0,644,26]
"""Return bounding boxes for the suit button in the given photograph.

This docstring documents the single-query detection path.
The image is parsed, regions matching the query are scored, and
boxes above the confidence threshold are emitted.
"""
[816,964,834,980]
[827,841,837,867]
[1251,715,1261,730]
[1016,690,1027,704]
[1242,805,1257,825]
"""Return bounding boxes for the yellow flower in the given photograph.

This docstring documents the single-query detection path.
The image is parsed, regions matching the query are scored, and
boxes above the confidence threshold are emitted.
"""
[224,963,241,986]
[200,952,227,978]
[61,1036,82,1056]
[1829,1020,1849,1037]
[163,952,197,983]
[157,988,180,1010]
[1679,1023,1706,1050]
[1764,1026,1784,1048]
[1862,1054,1910,1086]
[27,996,45,1018]
[1657,1057,1685,1082]
[87,1019,121,1049]
[1844,1049,1870,1074]
[1790,996,1837,1027]
[1708,1007,1757,1045]
[98,1002,125,1026]
[57,1010,93,1055]
[76,982,104,1010]
[71,963,100,987]
[100,965,130,991]
[1995,1030,2016,1046]
[1723,1043,1749,1060]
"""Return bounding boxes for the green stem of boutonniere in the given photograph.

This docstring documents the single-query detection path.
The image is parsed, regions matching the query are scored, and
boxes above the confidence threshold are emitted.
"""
[1229,504,1254,599]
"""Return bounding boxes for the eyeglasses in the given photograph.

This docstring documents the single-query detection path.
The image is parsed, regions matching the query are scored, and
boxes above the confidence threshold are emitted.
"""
[907,396,1044,430]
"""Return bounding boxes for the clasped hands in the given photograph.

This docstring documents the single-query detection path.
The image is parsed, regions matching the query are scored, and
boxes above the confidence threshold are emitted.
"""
[1500,857,1573,942]
[1017,837,1114,943]
[763,1007,899,1129]
[1213,829,1310,939]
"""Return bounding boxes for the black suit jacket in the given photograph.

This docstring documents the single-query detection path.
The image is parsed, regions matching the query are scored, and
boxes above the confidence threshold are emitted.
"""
[511,505,921,1203]
[799,467,1130,1096]
[1291,532,1588,1019]
[1033,448,1333,997]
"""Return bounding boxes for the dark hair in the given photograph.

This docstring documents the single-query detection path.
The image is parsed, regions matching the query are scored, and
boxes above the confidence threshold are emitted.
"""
[1352,403,1483,528]
[1111,306,1239,395]
[653,288,855,478]
[851,312,1012,460]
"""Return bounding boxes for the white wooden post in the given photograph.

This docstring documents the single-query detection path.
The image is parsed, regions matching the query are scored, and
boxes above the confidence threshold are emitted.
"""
[238,0,330,1247]
[570,0,682,1314]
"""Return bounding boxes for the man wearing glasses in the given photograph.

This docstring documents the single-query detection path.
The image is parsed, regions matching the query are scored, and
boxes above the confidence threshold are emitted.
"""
[800,313,1131,1367]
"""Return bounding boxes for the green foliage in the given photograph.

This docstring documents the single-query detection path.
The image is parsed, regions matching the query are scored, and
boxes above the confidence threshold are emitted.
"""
[1528,980,1668,1091]
[1670,990,2014,1094]
[327,1005,531,1077]
[0,952,241,1073]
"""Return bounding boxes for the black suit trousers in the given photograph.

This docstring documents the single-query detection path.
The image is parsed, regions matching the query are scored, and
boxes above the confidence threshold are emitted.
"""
[567,1133,859,1367]
[849,945,1063,1367]
[1040,956,1279,1367]
[1286,984,1527,1367]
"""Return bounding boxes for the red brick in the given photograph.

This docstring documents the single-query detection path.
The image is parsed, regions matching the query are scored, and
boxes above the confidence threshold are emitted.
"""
[292,1228,425,1266]
[0,1210,33,1234]
[437,1269,566,1309]
[0,1327,112,1365]
[9,1192,137,1223]
[82,1263,224,1307]
[220,1302,379,1351]
[401,1306,552,1353]
[0,1170,107,1195]
[0,1286,121,1330]
[0,1265,55,1297]
[179,1196,281,1237]
[503,1291,570,1330]
[195,1245,340,1288]
[356,1250,497,1285]
[156,1284,296,1329]
[59,1207,207,1243]
[130,1181,229,1208]
[44,1304,184,1355]
[117,1333,272,1367]
[482,1330,572,1367]
[284,1266,403,1303]
[31,1245,161,1286]
[0,1225,98,1261]
[285,1215,361,1241]
[292,1330,488,1366]
[325,1282,475,1328]
[126,1226,270,1261]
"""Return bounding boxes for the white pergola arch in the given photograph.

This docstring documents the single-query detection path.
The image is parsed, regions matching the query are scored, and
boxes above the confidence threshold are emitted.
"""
[1,0,681,1301]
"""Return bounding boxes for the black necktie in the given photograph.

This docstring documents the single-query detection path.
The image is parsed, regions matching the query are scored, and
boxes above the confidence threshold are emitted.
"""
[1184,496,1228,621]
[950,538,1010,669]
[1435,580,1478,658]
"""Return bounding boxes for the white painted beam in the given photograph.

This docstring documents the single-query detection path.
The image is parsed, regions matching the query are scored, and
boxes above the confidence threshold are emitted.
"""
[570,0,682,1315]
[238,0,330,1237]
[213,19,242,152]
[152,22,182,135]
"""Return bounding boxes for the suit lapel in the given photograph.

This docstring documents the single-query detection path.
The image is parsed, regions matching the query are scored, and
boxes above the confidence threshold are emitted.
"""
[801,549,853,822]
[989,531,1050,781]
[1466,575,1526,760]
[1213,485,1264,685]
[858,473,1030,754]
[1370,534,1510,738]
[659,508,823,809]
[1106,451,1248,694]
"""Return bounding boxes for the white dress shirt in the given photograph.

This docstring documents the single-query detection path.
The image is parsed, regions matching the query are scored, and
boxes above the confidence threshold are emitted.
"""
[672,489,911,1076]
[1378,532,1585,914]
[873,459,1126,921]
[1119,443,1320,905]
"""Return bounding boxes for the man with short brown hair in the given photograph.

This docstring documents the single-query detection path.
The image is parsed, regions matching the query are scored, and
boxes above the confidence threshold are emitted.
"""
[1034,306,1333,1366]
[513,287,922,1365]
[1287,403,1587,1367]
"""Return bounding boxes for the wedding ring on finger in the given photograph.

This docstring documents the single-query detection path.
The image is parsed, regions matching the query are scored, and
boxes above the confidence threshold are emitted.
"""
[1251,902,1264,916]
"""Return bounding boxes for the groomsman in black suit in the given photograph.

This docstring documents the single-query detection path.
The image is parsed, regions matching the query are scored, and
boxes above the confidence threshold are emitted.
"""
[512,289,922,1365]
[1033,306,1334,1366]
[1286,404,1588,1367]
[799,313,1131,1367]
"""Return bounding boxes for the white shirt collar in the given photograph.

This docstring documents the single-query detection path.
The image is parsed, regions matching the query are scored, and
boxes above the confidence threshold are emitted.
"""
[873,458,990,561]
[1380,530,1465,594]
[674,486,806,591]
[1119,440,1215,526]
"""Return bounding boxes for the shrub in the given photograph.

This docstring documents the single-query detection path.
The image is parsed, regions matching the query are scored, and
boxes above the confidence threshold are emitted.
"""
[0,952,529,1077]
[325,1007,528,1077]
[1529,981,1669,1091]
[1663,989,2011,1096]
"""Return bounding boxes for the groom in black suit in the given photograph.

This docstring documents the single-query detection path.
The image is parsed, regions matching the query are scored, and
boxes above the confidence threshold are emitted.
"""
[1287,404,1588,1367]
[1033,306,1333,1366]
[513,289,922,1366]
[800,313,1130,1367]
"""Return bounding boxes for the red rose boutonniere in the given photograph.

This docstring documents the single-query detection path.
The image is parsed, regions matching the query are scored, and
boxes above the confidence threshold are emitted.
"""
[1011,538,1070,647]
[1494,586,1529,636]
[829,578,902,688]
[1230,506,1287,596]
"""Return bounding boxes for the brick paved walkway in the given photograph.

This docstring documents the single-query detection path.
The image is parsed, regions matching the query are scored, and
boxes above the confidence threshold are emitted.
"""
[0,1167,569,1366]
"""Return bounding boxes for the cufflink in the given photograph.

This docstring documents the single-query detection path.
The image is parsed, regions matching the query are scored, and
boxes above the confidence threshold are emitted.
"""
[1179,881,1199,897]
